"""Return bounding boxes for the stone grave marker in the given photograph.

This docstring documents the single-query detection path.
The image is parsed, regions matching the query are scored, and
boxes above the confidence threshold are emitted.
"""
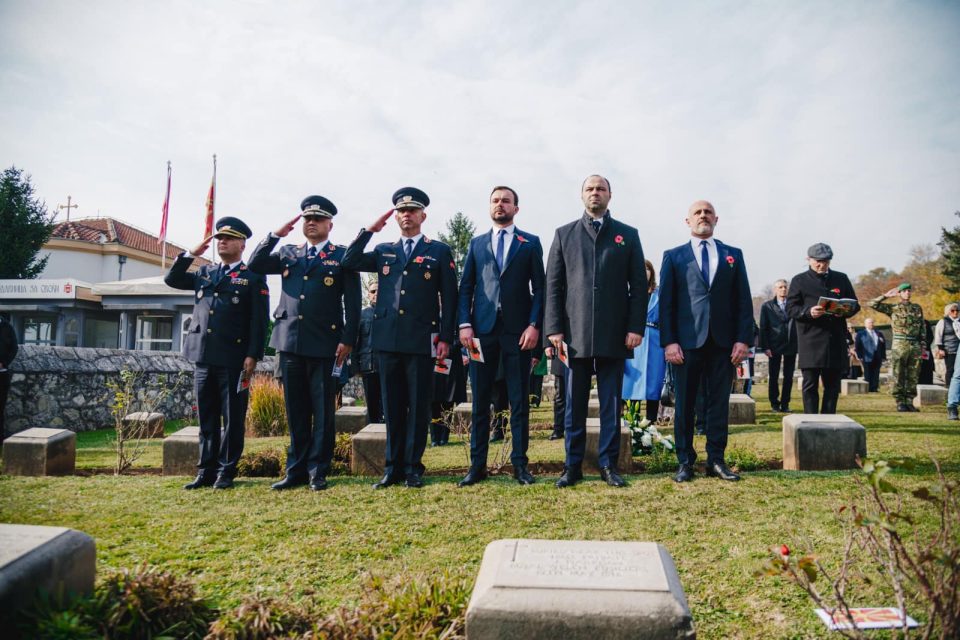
[2,428,75,476]
[351,423,386,475]
[467,539,694,639]
[584,418,633,473]
[783,414,866,471]
[0,524,95,613]
[914,384,947,408]
[840,379,868,396]
[728,394,756,424]
[335,406,368,434]
[162,426,200,476]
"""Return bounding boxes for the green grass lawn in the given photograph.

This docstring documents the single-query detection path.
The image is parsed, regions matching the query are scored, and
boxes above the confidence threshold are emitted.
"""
[2,385,957,639]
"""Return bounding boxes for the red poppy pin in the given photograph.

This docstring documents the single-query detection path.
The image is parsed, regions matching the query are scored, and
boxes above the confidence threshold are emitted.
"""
[229,271,239,278]
[831,288,840,294]
[414,256,425,264]
[726,256,735,267]
[450,261,456,269]
[319,252,327,259]
[614,235,624,245]
[516,234,528,243]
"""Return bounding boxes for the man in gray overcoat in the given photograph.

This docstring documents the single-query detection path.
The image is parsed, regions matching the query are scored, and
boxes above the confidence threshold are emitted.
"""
[545,175,648,488]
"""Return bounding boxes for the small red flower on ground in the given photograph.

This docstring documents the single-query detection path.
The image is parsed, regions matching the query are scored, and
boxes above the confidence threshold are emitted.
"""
[780,544,790,556]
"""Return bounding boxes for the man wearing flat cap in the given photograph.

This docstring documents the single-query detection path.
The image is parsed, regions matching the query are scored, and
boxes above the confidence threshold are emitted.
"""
[248,196,361,490]
[867,283,926,411]
[342,187,458,489]
[785,243,859,414]
[165,216,269,490]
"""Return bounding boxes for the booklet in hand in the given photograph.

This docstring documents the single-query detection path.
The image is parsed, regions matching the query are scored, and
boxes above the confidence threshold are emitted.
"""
[434,358,452,375]
[818,296,857,317]
[236,372,251,394]
[468,338,485,363]
[557,341,570,368]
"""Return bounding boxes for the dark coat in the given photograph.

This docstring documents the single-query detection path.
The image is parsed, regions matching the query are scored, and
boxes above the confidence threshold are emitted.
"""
[855,328,886,364]
[786,268,860,369]
[759,298,798,355]
[247,235,361,359]
[164,255,269,368]
[354,306,377,373]
[342,230,458,356]
[659,240,753,350]
[457,228,545,335]
[544,213,648,359]
[0,317,17,368]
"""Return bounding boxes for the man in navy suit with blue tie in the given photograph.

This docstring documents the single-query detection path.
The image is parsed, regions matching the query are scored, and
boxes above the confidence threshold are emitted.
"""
[456,186,545,486]
[660,200,753,483]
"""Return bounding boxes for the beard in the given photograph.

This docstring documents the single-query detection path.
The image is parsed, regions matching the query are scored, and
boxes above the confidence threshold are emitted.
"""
[493,211,514,224]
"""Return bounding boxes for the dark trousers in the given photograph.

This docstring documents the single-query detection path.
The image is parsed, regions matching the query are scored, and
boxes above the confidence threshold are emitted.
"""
[862,359,882,392]
[468,331,531,469]
[194,363,248,479]
[566,357,623,470]
[0,371,10,442]
[801,367,842,414]
[280,353,336,480]
[379,351,433,479]
[361,372,384,423]
[529,373,544,407]
[946,353,956,387]
[430,401,452,444]
[673,341,733,467]
[767,352,796,408]
[553,367,569,432]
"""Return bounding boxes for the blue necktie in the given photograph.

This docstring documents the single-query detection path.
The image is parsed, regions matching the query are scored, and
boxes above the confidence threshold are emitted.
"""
[496,229,506,271]
[700,240,710,286]
[404,238,414,261]
[591,219,601,233]
[307,245,317,259]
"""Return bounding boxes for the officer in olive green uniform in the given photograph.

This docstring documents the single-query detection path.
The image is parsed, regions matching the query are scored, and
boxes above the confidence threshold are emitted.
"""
[867,282,926,411]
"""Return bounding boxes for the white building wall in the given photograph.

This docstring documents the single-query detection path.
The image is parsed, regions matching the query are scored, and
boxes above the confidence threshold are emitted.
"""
[41,249,164,282]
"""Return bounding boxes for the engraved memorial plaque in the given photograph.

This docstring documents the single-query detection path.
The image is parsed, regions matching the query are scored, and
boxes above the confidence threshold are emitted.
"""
[492,539,670,592]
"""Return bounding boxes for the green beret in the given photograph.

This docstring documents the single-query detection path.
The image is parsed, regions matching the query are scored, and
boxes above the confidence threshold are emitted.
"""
[898,282,911,291]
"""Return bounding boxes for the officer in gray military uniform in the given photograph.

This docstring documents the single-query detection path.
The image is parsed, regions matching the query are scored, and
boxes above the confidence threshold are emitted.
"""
[342,187,458,489]
[165,217,269,490]
[248,196,361,490]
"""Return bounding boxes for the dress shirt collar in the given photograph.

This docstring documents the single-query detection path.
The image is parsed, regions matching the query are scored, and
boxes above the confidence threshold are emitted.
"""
[400,233,423,248]
[492,224,515,238]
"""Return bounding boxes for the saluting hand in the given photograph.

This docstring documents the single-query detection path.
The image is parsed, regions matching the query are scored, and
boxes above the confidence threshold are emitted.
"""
[883,287,899,298]
[274,215,301,238]
[189,236,213,257]
[625,332,642,350]
[367,209,395,233]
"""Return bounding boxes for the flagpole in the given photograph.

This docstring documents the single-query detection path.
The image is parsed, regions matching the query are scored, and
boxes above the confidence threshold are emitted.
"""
[160,160,172,271]
[208,154,217,264]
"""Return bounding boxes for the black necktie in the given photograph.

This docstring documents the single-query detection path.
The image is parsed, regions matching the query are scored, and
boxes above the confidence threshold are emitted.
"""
[405,238,414,261]
[591,220,601,233]
[307,246,317,259]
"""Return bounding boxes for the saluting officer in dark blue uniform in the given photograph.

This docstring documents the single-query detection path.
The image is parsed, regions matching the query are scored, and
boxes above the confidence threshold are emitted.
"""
[165,217,269,490]
[342,187,458,488]
[248,196,361,491]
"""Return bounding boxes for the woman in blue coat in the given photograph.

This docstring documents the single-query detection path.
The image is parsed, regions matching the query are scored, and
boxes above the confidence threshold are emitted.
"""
[623,260,666,421]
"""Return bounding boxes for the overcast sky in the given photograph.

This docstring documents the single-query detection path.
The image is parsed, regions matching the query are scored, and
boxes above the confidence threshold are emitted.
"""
[2,0,958,288]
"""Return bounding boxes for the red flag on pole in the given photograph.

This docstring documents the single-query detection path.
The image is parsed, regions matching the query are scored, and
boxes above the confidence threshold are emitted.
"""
[159,161,171,244]
[204,154,217,238]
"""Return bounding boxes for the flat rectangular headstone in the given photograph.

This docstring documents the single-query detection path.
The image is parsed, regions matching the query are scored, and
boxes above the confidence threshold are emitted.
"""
[584,418,633,473]
[122,411,165,438]
[351,423,386,476]
[0,524,95,615]
[914,384,947,408]
[840,379,868,396]
[782,414,866,471]
[162,426,200,476]
[467,539,694,640]
[587,398,600,418]
[728,394,756,424]
[335,405,368,434]
[2,428,76,476]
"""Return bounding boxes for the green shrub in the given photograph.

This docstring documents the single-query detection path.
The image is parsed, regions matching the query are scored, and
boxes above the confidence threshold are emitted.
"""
[727,447,764,471]
[246,375,288,437]
[237,448,285,478]
[206,594,317,639]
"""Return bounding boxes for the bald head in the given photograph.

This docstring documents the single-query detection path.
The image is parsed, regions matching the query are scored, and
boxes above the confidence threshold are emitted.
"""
[685,200,718,239]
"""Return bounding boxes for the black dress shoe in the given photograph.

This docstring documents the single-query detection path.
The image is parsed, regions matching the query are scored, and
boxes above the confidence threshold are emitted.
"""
[514,466,536,485]
[555,466,583,488]
[906,405,919,412]
[373,474,402,489]
[897,403,910,412]
[706,461,740,481]
[309,477,329,491]
[457,468,487,487]
[673,464,695,483]
[213,475,234,490]
[270,475,307,491]
[184,474,215,490]
[548,429,564,441]
[405,473,424,488]
[770,404,781,413]
[600,467,627,487]
[781,404,791,413]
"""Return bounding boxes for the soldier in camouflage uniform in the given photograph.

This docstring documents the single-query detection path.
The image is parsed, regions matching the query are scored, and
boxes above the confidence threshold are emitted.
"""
[866,283,926,412]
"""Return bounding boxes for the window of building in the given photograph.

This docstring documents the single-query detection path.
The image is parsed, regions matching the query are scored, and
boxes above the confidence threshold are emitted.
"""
[84,317,120,348]
[22,316,57,345]
[64,317,80,347]
[135,316,173,351]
